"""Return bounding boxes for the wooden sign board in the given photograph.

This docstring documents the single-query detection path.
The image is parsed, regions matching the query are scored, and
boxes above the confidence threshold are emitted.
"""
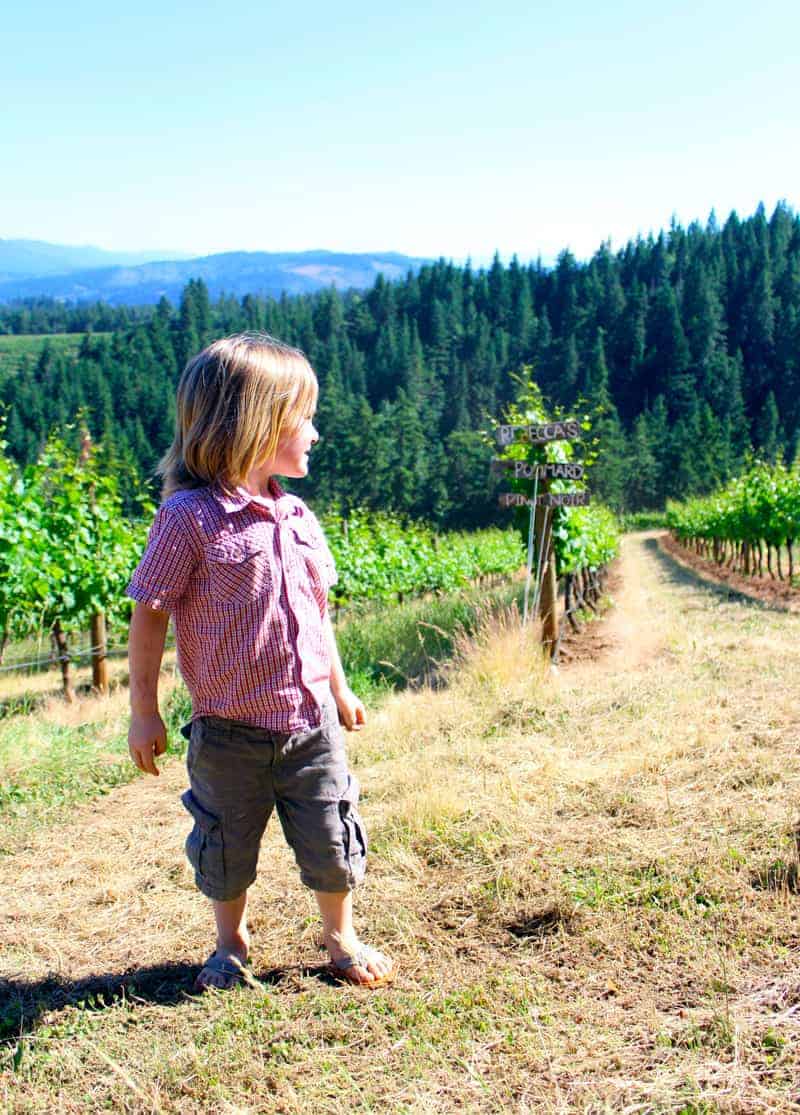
[493,459,585,481]
[498,492,534,508]
[499,490,591,509]
[496,420,581,447]
[537,492,591,508]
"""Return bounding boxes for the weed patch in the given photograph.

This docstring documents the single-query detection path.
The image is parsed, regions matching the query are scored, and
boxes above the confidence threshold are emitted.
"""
[561,862,724,915]
[750,858,800,893]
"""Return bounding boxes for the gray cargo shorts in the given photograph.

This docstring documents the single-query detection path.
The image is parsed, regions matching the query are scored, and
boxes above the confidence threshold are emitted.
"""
[179,699,367,901]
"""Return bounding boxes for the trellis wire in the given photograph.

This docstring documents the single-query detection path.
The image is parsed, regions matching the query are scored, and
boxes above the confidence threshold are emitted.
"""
[0,634,176,674]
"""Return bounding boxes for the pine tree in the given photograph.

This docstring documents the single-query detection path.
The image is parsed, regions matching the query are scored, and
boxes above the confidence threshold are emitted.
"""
[754,391,783,462]
[625,413,660,510]
[645,284,692,419]
[585,330,626,508]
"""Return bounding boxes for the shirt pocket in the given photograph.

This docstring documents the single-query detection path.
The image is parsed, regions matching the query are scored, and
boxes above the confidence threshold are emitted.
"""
[289,519,335,599]
[205,534,272,609]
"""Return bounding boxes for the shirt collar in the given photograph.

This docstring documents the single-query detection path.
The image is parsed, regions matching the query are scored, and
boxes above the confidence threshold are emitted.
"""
[211,478,298,519]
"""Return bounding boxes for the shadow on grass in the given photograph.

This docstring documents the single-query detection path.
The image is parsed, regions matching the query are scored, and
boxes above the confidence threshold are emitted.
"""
[505,903,578,941]
[644,537,782,611]
[0,959,338,1043]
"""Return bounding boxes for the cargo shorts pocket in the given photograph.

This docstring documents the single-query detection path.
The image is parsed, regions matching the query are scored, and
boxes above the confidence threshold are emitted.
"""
[181,789,225,892]
[339,775,368,886]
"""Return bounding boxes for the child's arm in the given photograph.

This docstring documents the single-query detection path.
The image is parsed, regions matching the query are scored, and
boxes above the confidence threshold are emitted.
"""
[128,602,170,776]
[324,612,365,731]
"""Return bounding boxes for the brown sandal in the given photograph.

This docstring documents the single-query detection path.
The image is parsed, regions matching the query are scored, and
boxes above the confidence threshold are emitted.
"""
[193,952,262,993]
[327,945,397,988]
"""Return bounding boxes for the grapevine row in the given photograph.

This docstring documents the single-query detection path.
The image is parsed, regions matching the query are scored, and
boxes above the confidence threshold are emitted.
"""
[1,431,622,695]
[0,437,528,694]
[322,511,523,605]
[665,462,800,580]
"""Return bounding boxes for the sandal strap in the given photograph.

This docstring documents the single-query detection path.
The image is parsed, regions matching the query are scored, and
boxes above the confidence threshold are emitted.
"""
[330,944,385,972]
[198,952,264,991]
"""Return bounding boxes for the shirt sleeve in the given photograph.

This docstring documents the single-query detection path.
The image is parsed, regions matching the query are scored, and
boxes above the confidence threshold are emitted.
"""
[127,502,200,613]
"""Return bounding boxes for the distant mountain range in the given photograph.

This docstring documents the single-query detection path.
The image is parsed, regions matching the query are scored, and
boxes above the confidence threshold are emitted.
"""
[0,240,430,305]
[0,239,191,278]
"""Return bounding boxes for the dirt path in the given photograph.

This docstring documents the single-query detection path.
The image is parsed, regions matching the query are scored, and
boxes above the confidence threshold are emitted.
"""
[574,530,672,673]
[4,534,800,1112]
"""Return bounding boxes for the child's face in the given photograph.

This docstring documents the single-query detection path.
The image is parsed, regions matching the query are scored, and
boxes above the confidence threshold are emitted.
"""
[272,416,319,479]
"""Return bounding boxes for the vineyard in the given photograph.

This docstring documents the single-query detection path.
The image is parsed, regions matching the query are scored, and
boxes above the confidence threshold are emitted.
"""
[0,420,623,696]
[0,435,531,696]
[666,461,800,582]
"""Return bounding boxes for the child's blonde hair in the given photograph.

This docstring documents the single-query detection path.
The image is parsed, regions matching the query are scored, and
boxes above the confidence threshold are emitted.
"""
[159,332,317,498]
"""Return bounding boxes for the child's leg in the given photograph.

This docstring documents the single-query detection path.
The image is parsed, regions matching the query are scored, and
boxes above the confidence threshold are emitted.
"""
[212,892,249,957]
[194,891,251,991]
[314,889,394,985]
[274,701,395,985]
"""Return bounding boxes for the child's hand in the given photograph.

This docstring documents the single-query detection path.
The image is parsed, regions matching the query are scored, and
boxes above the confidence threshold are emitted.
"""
[128,713,168,776]
[334,688,366,732]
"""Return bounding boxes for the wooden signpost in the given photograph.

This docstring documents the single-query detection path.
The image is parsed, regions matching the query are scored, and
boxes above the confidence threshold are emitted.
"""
[495,420,581,447]
[492,460,585,481]
[492,418,587,654]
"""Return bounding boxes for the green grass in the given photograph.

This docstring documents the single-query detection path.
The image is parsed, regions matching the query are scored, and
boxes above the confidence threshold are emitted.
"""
[2,972,545,1113]
[0,685,191,838]
[337,579,524,700]
[559,861,724,916]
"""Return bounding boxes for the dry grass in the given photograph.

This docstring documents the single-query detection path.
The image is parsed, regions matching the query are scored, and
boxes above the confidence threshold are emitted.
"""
[0,647,178,713]
[2,533,800,1112]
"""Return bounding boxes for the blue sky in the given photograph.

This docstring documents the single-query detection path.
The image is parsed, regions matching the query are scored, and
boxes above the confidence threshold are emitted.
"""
[3,0,799,262]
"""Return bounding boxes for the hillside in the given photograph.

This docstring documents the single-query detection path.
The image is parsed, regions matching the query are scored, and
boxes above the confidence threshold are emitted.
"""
[1,535,799,1110]
[0,239,187,279]
[0,249,430,305]
[1,202,798,522]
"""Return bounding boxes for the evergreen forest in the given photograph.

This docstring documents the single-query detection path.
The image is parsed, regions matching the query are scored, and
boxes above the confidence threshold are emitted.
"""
[1,202,798,525]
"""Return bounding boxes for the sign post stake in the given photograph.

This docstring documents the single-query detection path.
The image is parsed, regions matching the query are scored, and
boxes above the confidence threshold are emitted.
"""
[531,483,558,651]
[493,418,586,656]
[522,474,539,624]
[538,515,559,652]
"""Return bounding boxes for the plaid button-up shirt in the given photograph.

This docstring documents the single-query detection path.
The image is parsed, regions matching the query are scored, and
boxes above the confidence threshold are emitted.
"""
[127,480,338,732]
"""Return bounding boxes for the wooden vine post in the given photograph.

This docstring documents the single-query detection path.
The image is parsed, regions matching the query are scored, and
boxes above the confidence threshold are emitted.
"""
[534,487,559,650]
[90,610,108,695]
[80,429,109,695]
[492,419,588,657]
[52,618,75,704]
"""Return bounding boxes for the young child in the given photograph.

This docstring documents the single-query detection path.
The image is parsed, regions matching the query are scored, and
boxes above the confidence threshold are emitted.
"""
[126,332,395,991]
